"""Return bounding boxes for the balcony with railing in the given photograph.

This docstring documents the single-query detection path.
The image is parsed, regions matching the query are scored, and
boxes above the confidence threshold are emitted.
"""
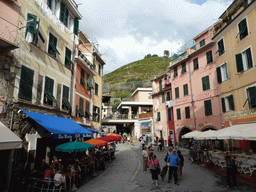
[171,51,188,66]
[93,45,105,64]
[78,50,95,71]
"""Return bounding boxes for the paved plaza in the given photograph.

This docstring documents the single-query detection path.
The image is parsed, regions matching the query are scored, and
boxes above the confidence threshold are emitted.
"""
[78,141,256,192]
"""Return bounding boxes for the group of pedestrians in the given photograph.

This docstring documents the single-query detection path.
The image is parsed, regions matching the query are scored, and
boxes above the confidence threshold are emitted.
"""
[142,144,184,188]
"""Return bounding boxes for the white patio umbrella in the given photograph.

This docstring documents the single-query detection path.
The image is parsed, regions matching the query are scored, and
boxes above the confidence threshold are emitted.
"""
[182,131,203,139]
[232,127,256,140]
[210,128,242,140]
[195,130,217,140]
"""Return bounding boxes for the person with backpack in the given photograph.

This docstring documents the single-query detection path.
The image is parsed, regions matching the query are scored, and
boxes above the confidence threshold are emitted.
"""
[148,155,161,187]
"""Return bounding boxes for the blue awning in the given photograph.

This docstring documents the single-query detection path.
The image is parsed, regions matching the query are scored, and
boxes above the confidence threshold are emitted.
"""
[87,128,107,136]
[22,110,93,139]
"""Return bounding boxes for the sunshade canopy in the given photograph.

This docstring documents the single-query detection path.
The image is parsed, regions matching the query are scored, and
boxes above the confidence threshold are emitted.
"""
[107,133,120,137]
[0,121,22,150]
[87,128,107,136]
[22,110,93,139]
[182,131,203,139]
[84,139,108,147]
[195,130,217,140]
[98,136,121,142]
[55,141,94,152]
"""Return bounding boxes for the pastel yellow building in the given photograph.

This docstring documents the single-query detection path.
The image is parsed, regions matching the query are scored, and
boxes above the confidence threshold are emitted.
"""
[91,45,105,131]
[213,0,256,150]
[12,0,81,115]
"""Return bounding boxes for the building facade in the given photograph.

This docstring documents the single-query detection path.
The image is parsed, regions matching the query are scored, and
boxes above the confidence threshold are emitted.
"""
[152,74,174,143]
[212,0,256,151]
[169,26,223,142]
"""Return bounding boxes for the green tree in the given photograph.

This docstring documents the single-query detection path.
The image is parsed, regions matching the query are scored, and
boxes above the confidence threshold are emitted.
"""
[164,50,170,60]
[144,54,152,59]
[152,54,158,57]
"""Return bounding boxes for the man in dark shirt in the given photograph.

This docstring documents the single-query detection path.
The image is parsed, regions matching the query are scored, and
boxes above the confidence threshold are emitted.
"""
[225,151,237,189]
[38,159,49,178]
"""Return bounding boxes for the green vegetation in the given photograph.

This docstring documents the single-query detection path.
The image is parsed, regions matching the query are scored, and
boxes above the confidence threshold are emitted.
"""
[103,56,170,85]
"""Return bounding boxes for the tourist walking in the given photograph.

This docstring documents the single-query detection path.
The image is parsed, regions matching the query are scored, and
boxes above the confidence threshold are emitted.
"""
[177,150,184,179]
[167,148,180,185]
[142,147,149,173]
[148,155,161,187]
[225,150,238,189]
[141,136,145,150]
[148,144,154,160]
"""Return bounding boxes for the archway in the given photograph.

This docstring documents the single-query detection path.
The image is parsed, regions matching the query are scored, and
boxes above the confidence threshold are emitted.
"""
[201,126,217,132]
[178,127,192,144]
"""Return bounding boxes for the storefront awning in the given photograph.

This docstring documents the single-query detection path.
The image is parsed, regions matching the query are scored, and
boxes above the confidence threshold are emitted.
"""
[0,121,22,150]
[22,110,93,139]
[87,128,107,136]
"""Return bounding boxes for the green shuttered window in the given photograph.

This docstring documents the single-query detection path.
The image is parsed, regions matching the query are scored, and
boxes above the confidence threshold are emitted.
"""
[166,91,171,101]
[93,105,100,122]
[98,64,101,76]
[44,76,55,106]
[181,62,186,73]
[60,2,69,27]
[156,112,161,121]
[183,84,188,96]
[216,67,222,83]
[202,76,210,91]
[193,58,198,70]
[79,98,84,117]
[199,39,205,47]
[236,47,253,73]
[206,50,213,64]
[175,87,179,99]
[80,69,85,86]
[48,33,59,57]
[247,86,256,108]
[74,19,79,36]
[236,53,244,72]
[65,47,73,67]
[95,83,98,96]
[167,108,172,121]
[185,106,190,119]
[217,39,225,56]
[18,66,34,101]
[238,18,248,40]
[174,67,178,77]
[87,74,94,90]
[62,85,70,110]
[159,80,162,91]
[204,100,212,116]
[85,101,91,118]
[177,108,181,120]
[162,93,165,103]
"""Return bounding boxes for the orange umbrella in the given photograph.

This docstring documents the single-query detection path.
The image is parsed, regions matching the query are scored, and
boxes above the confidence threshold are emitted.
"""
[98,136,121,142]
[107,133,120,137]
[84,139,108,147]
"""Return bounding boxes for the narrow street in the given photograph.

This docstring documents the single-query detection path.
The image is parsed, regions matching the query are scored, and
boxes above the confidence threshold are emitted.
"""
[78,141,256,192]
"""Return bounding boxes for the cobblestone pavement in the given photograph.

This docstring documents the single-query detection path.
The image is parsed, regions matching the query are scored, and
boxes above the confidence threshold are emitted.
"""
[131,142,256,192]
[78,141,256,192]
[77,142,141,192]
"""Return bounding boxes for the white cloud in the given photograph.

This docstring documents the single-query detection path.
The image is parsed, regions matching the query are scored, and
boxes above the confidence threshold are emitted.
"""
[77,0,232,74]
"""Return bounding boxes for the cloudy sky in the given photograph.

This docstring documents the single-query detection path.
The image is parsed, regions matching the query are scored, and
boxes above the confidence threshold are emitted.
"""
[77,0,232,75]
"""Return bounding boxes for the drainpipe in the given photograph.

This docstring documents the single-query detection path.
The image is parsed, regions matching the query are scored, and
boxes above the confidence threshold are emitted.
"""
[71,34,77,118]
[188,59,197,130]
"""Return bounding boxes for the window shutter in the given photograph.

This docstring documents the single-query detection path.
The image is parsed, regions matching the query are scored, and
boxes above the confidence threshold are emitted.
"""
[185,107,190,119]
[74,18,79,35]
[204,100,212,116]
[18,66,34,101]
[202,76,210,91]
[235,53,244,72]
[95,83,98,96]
[217,39,224,56]
[47,0,52,9]
[167,91,170,101]
[167,108,172,121]
[175,87,179,98]
[193,58,198,70]
[26,13,37,37]
[229,95,235,111]
[238,18,248,40]
[248,86,256,108]
[87,74,94,90]
[246,48,253,69]
[98,64,101,76]
[177,109,181,120]
[60,2,66,23]
[206,51,213,64]
[199,39,205,47]
[162,93,165,103]
[183,84,188,96]
[80,69,85,85]
[157,112,161,121]
[216,67,222,83]
[174,67,178,77]
[79,98,84,117]
[159,80,162,91]
[221,98,226,113]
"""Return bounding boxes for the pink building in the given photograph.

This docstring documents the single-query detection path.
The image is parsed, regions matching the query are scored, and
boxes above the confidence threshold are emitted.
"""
[152,74,175,143]
[168,27,224,142]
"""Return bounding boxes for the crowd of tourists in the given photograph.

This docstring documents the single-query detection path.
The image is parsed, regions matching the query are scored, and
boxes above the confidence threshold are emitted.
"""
[25,143,117,191]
